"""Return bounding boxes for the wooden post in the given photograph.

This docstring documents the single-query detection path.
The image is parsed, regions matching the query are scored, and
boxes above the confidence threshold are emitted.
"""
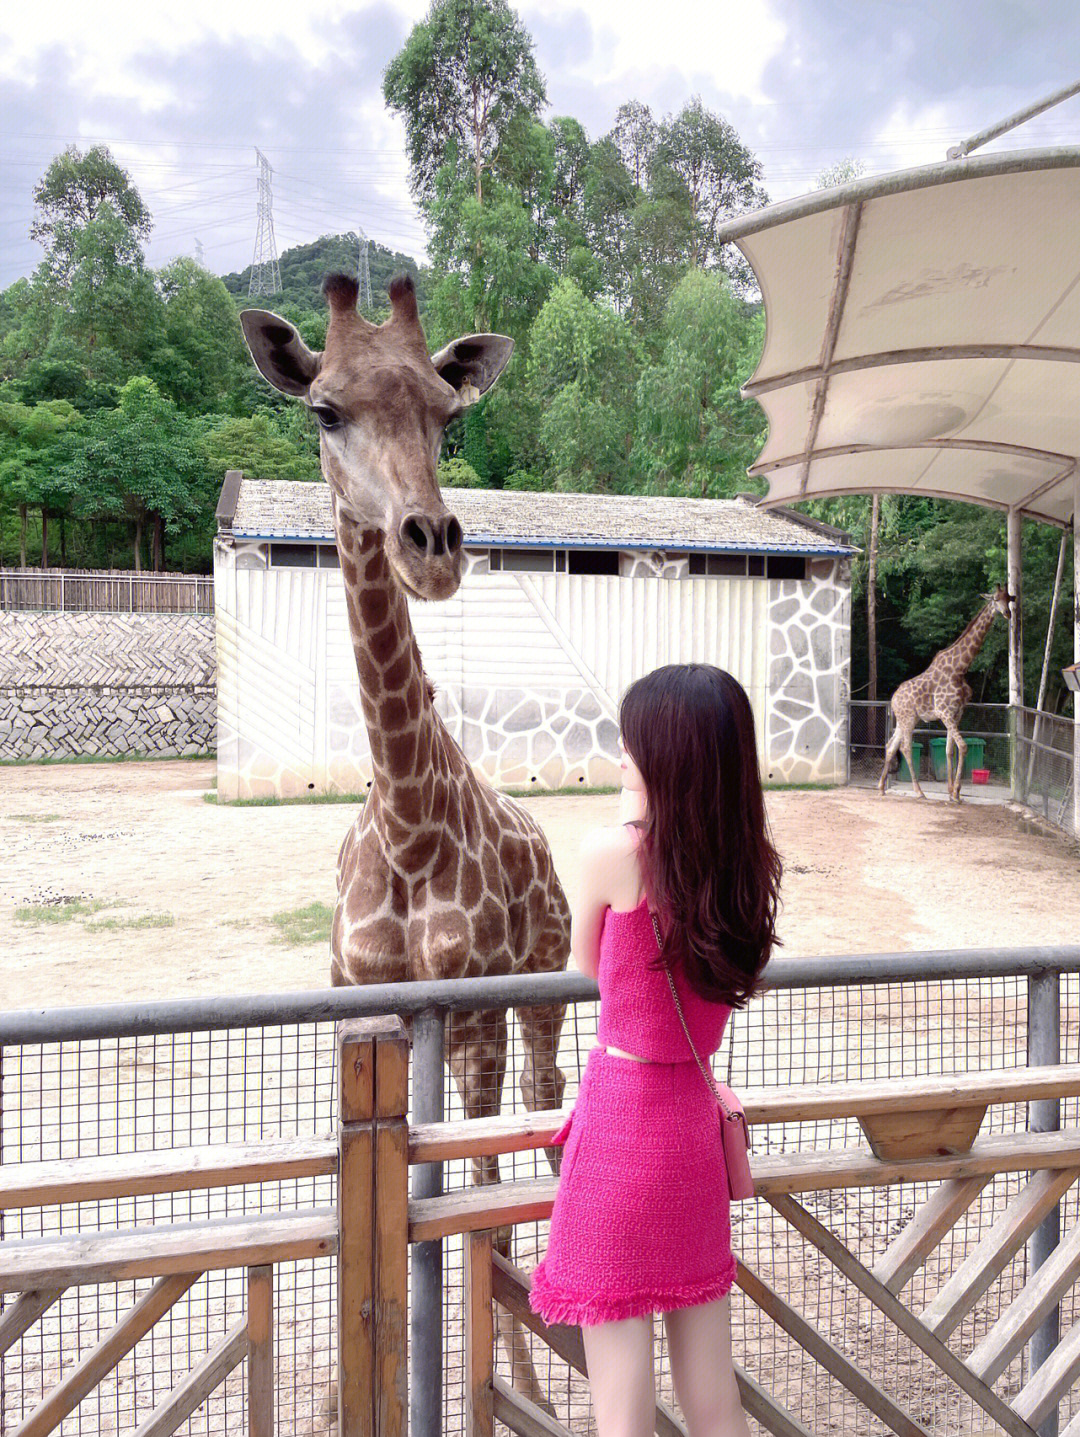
[338,1016,409,1437]
[465,1231,495,1436]
[248,1265,273,1437]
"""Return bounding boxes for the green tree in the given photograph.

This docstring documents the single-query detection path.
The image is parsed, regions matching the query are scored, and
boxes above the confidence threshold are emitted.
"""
[527,277,641,490]
[150,258,247,413]
[63,377,206,570]
[198,409,320,487]
[383,0,546,208]
[0,399,82,566]
[633,270,765,496]
[651,97,767,275]
[31,145,151,285]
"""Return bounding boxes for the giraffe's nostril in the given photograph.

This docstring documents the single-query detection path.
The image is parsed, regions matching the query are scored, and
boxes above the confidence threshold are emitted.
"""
[445,517,462,555]
[402,517,429,554]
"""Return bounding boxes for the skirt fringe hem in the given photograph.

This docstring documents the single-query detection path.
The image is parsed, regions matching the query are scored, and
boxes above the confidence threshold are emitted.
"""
[528,1255,737,1328]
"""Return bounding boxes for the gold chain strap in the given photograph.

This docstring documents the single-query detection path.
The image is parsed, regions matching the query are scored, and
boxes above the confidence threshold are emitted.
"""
[650,909,735,1122]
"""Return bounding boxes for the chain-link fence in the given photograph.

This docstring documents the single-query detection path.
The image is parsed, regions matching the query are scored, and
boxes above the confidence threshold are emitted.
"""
[849,701,1013,790]
[4,956,1080,1435]
[1017,705,1076,835]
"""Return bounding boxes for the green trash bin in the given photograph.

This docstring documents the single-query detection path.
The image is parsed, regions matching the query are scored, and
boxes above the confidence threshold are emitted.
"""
[929,734,985,781]
[897,742,923,783]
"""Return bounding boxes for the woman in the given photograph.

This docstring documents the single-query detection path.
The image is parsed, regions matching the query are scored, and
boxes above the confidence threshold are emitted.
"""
[529,664,782,1436]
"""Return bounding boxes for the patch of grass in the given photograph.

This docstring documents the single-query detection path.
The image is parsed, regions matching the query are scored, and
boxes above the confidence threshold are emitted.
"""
[212,791,369,807]
[7,813,64,823]
[86,913,175,931]
[270,902,335,947]
[505,784,620,798]
[15,898,114,925]
[764,782,839,792]
[0,751,215,768]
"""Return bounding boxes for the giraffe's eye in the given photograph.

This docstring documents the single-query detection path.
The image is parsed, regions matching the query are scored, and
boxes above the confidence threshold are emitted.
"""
[311,404,343,431]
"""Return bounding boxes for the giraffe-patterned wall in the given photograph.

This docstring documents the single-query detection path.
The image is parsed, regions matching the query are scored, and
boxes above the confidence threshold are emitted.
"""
[214,541,850,798]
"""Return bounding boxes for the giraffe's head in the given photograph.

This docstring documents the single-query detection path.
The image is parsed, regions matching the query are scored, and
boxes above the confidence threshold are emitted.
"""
[240,272,514,601]
[988,584,1014,620]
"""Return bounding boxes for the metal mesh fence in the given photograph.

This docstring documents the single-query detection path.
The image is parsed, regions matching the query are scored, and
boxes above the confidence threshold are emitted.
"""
[3,967,1080,1435]
[849,701,1012,790]
[1017,705,1076,834]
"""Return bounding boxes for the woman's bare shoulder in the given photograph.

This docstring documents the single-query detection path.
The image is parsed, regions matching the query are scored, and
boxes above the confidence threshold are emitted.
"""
[579,824,644,908]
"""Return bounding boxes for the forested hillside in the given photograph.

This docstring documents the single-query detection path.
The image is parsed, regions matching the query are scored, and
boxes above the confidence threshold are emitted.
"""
[0,0,1073,707]
[221,234,428,314]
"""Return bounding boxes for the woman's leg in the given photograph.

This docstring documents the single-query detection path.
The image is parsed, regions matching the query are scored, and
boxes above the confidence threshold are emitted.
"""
[663,1296,750,1437]
[581,1314,655,1437]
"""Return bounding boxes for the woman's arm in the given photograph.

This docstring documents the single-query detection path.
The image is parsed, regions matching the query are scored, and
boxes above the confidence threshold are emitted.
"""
[570,826,639,980]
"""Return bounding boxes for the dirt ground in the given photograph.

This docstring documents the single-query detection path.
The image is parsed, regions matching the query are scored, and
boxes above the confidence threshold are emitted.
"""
[2,758,1079,1012]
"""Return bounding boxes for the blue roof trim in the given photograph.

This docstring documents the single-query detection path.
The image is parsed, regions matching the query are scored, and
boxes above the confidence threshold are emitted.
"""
[236,531,854,556]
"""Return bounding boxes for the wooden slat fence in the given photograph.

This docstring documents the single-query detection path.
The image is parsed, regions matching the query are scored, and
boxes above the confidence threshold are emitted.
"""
[0,568,213,614]
[10,1025,1080,1434]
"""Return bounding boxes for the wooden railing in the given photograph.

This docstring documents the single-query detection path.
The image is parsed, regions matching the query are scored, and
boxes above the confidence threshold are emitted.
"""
[0,568,214,614]
[7,1020,1080,1435]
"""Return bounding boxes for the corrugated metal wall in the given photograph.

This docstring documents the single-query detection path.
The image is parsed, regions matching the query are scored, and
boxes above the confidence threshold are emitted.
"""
[216,561,780,796]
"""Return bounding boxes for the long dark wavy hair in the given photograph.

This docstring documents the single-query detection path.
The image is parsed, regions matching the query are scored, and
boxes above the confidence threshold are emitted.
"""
[620,664,782,1007]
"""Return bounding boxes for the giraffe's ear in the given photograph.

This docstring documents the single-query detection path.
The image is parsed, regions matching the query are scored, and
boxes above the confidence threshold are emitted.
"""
[240,309,321,396]
[431,334,514,406]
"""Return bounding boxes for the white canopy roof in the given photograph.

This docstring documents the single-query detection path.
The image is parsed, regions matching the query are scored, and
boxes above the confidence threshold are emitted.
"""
[719,148,1080,528]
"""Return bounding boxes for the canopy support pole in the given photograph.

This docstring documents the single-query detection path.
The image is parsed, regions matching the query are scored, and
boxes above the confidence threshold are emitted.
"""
[1026,532,1069,800]
[1008,508,1024,799]
[947,80,1080,160]
[1074,473,1079,840]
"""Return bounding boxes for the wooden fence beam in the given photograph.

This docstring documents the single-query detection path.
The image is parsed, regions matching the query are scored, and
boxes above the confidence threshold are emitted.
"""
[133,1321,248,1437]
[0,1209,336,1292]
[921,1168,1078,1339]
[14,1272,198,1437]
[1014,1313,1080,1428]
[465,1231,495,1436]
[492,1376,573,1437]
[735,1261,934,1437]
[248,1265,274,1437]
[0,1139,336,1212]
[769,1193,1037,1437]
[338,1019,377,1437]
[337,1014,409,1437]
[966,1217,1080,1385]
[0,1288,64,1355]
[871,1176,992,1293]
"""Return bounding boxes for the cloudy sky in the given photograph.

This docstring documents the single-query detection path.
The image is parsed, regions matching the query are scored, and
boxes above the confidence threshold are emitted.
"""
[2,0,1079,288]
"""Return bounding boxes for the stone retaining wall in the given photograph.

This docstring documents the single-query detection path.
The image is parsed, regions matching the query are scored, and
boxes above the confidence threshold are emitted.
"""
[0,612,216,761]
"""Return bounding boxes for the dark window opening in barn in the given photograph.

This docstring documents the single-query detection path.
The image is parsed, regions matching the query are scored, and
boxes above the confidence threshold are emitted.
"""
[747,555,765,576]
[567,549,620,575]
[688,554,748,577]
[488,550,501,571]
[499,548,556,572]
[767,556,807,580]
[270,543,317,567]
[318,546,340,568]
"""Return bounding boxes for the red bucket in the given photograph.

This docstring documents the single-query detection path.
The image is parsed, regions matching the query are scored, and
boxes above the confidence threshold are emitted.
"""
[971,768,990,785]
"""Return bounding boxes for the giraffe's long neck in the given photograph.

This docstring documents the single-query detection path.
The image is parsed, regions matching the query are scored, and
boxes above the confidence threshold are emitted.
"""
[332,501,452,866]
[940,600,998,673]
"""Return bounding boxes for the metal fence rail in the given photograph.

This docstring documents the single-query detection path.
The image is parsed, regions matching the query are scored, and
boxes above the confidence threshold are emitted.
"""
[5,949,1080,1436]
[0,568,214,614]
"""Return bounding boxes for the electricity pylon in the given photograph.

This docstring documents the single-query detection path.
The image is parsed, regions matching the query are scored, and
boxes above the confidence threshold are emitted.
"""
[249,148,282,297]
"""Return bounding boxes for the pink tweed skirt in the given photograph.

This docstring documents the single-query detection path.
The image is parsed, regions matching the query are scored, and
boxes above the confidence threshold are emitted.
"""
[529,1046,736,1327]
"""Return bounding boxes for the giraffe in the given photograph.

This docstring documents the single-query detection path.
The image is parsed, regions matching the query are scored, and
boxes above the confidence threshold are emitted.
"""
[241,272,570,1412]
[878,585,1013,802]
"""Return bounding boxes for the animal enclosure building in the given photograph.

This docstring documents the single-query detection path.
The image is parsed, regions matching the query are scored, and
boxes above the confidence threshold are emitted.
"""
[213,475,856,799]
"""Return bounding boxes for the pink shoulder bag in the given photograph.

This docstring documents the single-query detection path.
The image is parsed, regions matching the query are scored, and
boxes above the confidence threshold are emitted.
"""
[650,911,755,1202]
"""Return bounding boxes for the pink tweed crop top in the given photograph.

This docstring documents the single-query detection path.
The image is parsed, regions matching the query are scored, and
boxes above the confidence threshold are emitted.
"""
[595,896,731,1062]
